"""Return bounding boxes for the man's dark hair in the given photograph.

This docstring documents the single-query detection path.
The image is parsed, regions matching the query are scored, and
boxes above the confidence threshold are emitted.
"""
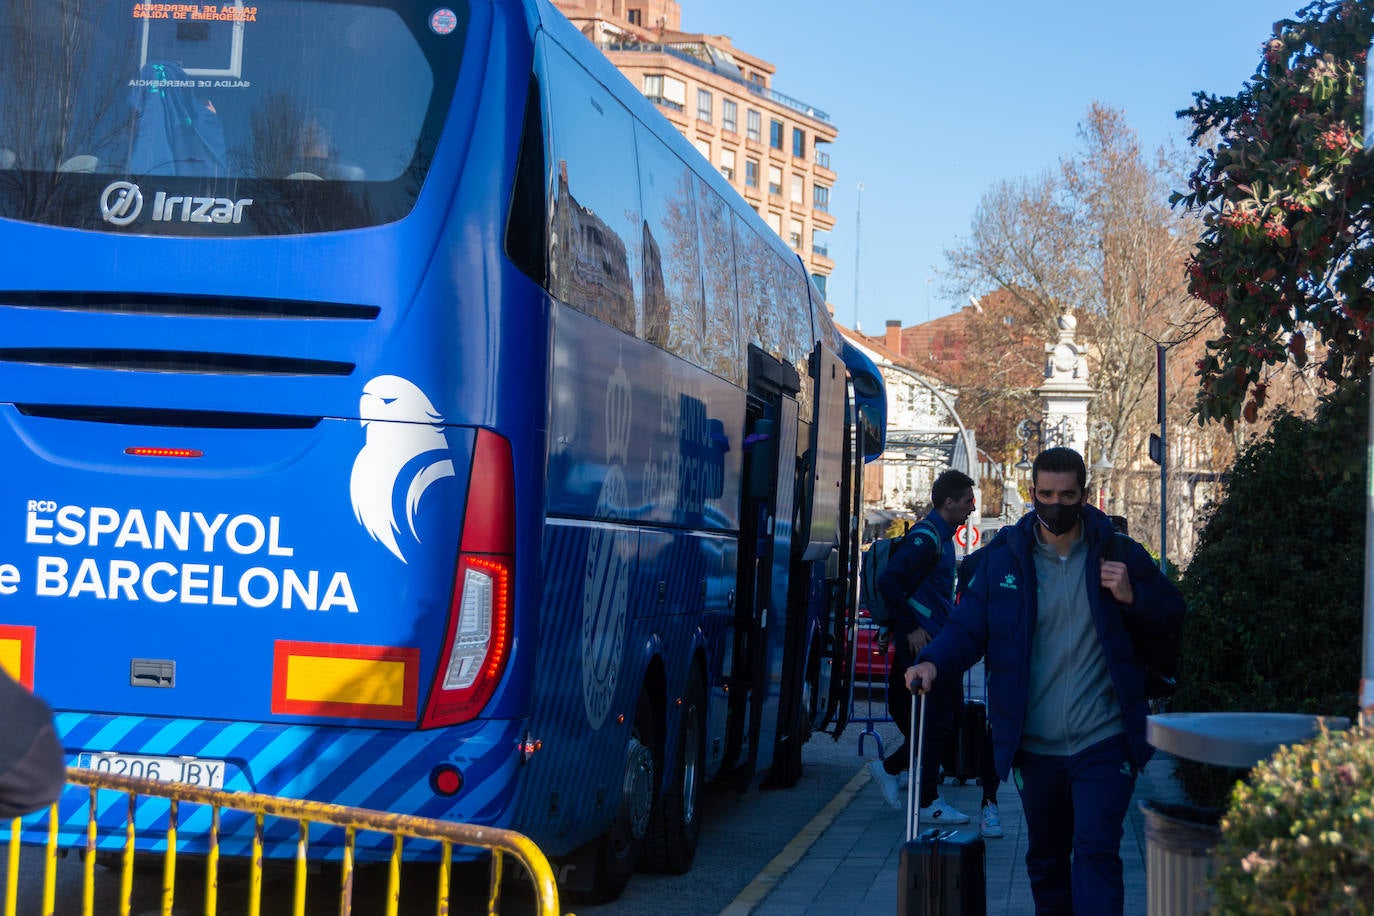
[931,469,975,509]
[1031,446,1086,489]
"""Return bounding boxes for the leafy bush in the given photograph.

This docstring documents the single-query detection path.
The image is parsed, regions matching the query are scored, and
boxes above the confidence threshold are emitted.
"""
[1174,401,1363,806]
[1209,725,1374,914]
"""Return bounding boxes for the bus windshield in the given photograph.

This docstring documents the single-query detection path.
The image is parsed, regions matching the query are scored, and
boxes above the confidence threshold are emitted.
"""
[0,1,468,234]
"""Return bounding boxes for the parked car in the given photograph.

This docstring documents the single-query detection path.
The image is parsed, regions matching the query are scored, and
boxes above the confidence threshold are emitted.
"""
[852,607,892,688]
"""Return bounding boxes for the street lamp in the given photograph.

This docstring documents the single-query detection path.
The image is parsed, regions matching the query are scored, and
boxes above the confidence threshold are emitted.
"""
[1090,419,1114,472]
[1013,416,1072,471]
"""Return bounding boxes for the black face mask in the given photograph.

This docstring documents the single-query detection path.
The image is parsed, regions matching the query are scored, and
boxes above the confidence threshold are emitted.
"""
[1034,499,1083,536]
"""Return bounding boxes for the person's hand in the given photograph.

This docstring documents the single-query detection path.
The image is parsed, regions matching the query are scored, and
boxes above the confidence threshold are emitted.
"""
[905,627,931,655]
[905,661,938,694]
[1100,559,1134,604]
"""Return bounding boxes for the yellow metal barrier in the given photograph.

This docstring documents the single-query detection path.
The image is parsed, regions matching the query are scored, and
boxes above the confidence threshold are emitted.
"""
[1,767,568,916]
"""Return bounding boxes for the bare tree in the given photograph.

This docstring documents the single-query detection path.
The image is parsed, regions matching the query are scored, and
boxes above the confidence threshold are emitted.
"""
[942,103,1240,555]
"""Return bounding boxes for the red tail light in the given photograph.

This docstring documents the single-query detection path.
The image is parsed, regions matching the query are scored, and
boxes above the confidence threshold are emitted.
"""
[420,430,515,728]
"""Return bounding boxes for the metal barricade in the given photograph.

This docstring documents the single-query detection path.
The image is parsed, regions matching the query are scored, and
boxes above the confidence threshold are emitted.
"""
[850,621,894,759]
[3,767,567,916]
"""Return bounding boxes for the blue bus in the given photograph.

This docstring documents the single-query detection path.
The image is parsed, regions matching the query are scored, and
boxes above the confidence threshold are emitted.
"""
[0,0,887,901]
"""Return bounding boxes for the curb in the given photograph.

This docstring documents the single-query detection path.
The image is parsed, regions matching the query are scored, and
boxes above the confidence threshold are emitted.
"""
[718,763,873,916]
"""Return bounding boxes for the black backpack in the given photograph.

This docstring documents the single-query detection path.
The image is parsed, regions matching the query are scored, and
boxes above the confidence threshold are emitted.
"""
[1105,532,1183,700]
[860,520,937,627]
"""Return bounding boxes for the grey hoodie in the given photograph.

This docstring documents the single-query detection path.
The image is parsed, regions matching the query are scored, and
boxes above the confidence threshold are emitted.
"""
[1021,529,1123,756]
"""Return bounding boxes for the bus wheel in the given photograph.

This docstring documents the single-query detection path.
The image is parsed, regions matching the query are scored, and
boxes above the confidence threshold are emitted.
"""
[644,666,705,874]
[568,690,657,904]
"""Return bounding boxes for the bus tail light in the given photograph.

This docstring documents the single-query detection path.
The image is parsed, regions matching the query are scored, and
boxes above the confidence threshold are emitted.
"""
[420,430,515,728]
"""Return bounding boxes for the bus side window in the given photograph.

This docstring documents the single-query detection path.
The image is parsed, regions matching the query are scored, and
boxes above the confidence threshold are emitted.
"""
[544,42,642,335]
[732,213,768,358]
[635,122,705,365]
[696,179,742,386]
[505,73,548,290]
[775,253,816,416]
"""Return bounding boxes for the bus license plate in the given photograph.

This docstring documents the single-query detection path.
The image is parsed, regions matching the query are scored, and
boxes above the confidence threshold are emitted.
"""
[76,753,226,789]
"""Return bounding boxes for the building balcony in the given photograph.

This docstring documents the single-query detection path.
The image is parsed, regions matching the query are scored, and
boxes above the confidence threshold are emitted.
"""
[644,95,684,112]
[809,252,835,272]
[602,41,833,125]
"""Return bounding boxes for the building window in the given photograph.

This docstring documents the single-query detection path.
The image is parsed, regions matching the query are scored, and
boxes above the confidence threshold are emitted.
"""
[769,119,783,150]
[642,74,686,111]
[694,139,711,160]
[745,159,759,188]
[812,228,830,258]
[722,99,738,133]
[719,148,736,181]
[749,72,765,87]
[627,8,641,24]
[792,127,805,158]
[697,89,712,122]
[746,109,762,142]
[790,174,804,205]
[813,183,830,213]
[812,273,828,298]
[766,211,782,236]
[768,165,782,196]
[789,218,803,250]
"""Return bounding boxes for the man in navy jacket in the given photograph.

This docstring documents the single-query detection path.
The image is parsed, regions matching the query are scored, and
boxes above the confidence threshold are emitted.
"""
[869,469,975,823]
[907,447,1184,915]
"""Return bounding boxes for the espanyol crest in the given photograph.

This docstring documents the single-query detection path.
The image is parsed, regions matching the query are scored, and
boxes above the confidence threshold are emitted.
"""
[582,359,633,728]
[349,375,454,563]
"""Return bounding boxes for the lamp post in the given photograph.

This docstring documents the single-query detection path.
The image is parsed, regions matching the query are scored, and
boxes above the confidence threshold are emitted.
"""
[1013,416,1073,472]
[1089,419,1114,510]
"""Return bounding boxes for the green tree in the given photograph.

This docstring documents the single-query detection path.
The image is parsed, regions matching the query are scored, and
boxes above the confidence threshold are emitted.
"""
[1173,0,1374,428]
[1174,403,1364,805]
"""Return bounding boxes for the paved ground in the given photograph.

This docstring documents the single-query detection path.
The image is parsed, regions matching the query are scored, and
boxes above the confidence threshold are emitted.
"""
[731,671,1197,916]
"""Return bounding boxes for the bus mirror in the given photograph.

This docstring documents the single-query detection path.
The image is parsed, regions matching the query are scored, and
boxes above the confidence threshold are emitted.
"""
[859,405,884,461]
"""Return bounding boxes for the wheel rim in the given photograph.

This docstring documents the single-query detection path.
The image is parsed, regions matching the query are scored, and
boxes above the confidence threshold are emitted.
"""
[623,736,655,839]
[682,702,701,825]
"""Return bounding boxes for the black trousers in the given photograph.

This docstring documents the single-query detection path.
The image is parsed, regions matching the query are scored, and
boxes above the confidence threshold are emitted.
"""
[882,651,958,808]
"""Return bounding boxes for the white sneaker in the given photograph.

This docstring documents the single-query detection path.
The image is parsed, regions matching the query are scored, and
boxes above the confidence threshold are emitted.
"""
[869,760,902,812]
[919,797,971,825]
[980,802,1004,838]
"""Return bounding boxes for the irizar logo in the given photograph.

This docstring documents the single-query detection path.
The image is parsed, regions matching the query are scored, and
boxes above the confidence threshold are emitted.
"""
[150,191,253,224]
[100,182,144,226]
[98,181,252,226]
[349,376,455,564]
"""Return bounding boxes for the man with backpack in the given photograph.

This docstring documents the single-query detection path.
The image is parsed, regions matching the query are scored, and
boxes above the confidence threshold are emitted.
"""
[906,447,1185,914]
[867,468,975,823]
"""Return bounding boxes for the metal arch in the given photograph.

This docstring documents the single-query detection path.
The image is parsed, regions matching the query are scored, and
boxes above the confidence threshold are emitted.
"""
[875,361,976,476]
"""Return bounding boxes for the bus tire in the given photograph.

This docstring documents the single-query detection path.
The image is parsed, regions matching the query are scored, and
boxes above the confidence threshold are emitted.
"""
[644,665,705,874]
[565,689,657,905]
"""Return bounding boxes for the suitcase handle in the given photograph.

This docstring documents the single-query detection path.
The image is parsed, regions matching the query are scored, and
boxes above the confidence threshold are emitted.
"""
[906,689,926,842]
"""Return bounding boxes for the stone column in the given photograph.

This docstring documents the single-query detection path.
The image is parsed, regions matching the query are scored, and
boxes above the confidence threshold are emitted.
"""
[1038,314,1094,456]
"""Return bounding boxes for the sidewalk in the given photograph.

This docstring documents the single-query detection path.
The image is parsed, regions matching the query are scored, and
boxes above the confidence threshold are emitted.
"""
[733,702,1194,914]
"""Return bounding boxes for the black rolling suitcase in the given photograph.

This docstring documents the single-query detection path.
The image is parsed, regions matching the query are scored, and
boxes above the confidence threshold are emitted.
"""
[898,691,986,915]
[941,671,986,786]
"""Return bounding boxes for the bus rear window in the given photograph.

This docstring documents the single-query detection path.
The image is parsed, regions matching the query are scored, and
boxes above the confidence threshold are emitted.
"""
[0,1,467,235]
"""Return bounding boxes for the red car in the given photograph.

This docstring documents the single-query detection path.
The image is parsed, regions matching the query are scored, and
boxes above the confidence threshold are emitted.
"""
[852,608,893,688]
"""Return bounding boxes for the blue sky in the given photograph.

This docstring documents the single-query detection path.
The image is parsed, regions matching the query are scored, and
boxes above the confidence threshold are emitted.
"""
[678,0,1307,333]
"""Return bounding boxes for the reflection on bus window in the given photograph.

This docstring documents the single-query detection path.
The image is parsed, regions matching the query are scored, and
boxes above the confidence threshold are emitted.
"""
[0,1,465,234]
[545,42,641,334]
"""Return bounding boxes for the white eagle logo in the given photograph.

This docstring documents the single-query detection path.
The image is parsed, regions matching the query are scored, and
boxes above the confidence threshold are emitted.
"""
[349,375,455,563]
